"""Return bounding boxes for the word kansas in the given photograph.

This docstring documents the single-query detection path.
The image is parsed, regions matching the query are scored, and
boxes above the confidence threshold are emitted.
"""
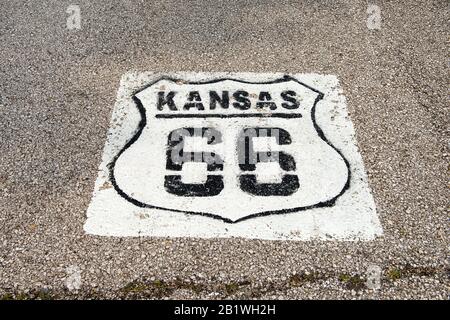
[157,90,301,111]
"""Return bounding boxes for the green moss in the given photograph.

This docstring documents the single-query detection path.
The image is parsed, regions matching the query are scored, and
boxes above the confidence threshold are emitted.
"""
[338,274,351,282]
[0,294,14,300]
[15,292,29,300]
[290,272,322,286]
[173,278,205,294]
[338,274,365,291]
[224,282,240,295]
[35,290,53,300]
[152,280,164,288]
[149,280,173,297]
[121,281,148,293]
[387,268,402,281]
[121,278,206,298]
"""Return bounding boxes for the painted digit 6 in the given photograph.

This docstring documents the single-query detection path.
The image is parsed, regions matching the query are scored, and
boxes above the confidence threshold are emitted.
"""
[165,127,224,196]
[238,127,299,196]
[164,127,299,197]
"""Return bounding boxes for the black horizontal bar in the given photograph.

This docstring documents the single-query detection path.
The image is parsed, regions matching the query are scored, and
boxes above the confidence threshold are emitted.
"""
[155,113,302,119]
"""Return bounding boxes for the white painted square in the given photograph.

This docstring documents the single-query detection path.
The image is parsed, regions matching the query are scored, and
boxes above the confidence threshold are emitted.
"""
[84,72,383,240]
[252,136,280,152]
[255,162,283,184]
[181,162,208,185]
[183,136,208,152]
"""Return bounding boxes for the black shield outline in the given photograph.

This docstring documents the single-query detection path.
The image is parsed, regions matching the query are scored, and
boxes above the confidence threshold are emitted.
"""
[108,75,351,223]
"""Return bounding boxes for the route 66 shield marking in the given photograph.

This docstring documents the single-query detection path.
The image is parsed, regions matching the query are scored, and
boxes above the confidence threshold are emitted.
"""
[84,72,382,240]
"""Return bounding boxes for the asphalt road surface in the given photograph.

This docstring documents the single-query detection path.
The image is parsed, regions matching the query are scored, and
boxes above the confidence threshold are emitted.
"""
[0,0,448,299]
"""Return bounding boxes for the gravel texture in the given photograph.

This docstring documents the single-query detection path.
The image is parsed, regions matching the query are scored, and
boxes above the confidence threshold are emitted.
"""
[0,0,448,299]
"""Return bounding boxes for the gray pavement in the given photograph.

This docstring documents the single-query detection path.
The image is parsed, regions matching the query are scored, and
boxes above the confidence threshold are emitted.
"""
[0,0,448,299]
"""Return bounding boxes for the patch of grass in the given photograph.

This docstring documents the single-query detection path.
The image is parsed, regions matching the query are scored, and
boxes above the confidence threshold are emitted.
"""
[35,289,53,300]
[173,278,205,294]
[121,278,207,298]
[398,227,407,237]
[289,272,323,287]
[15,293,30,300]
[149,280,173,298]
[0,289,54,300]
[403,265,438,277]
[224,282,240,295]
[387,268,402,281]
[386,265,439,281]
[152,280,164,288]
[0,294,14,300]
[338,274,351,282]
[338,274,365,291]
[347,276,365,291]
[121,281,149,294]
[222,279,252,296]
